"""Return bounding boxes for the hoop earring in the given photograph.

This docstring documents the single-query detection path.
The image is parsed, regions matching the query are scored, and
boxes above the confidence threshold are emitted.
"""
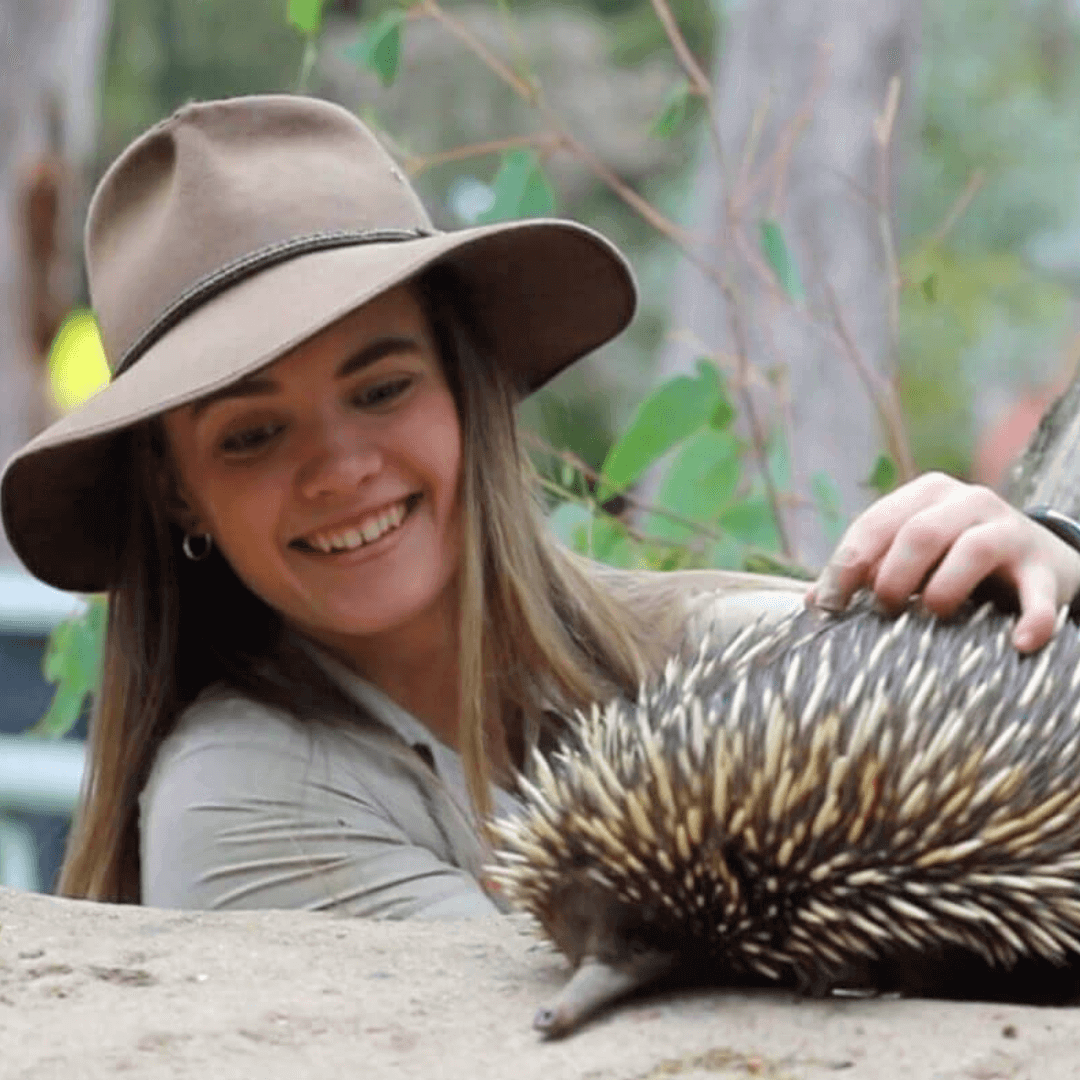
[182,532,214,562]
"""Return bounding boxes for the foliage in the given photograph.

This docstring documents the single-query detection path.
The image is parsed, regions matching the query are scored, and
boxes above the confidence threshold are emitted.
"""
[896,0,1080,475]
[27,597,107,739]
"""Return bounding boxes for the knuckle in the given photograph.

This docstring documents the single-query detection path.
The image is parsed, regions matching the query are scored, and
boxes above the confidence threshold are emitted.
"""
[831,542,870,573]
[966,483,1009,518]
[897,514,944,556]
[916,470,960,499]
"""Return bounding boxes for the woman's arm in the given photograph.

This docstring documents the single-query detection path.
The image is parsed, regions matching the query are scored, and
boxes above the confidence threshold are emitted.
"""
[139,695,499,919]
[809,472,1080,652]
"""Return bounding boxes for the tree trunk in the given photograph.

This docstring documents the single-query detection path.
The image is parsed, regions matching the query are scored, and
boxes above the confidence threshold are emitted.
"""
[1006,374,1080,517]
[0,0,110,568]
[651,0,922,569]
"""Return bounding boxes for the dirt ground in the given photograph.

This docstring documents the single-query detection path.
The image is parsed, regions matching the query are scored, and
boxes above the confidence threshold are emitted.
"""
[2,886,1079,1080]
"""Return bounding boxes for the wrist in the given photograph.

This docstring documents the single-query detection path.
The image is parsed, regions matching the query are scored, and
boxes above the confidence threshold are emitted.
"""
[1026,506,1080,617]
[1026,506,1080,554]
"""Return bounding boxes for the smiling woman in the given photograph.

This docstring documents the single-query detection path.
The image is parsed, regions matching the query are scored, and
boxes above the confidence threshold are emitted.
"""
[3,95,1076,917]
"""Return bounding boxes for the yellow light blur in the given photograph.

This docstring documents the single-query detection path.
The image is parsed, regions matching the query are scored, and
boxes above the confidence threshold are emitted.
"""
[48,309,110,411]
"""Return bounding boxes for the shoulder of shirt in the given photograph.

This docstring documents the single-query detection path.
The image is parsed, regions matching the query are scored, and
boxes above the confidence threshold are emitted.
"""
[158,683,397,767]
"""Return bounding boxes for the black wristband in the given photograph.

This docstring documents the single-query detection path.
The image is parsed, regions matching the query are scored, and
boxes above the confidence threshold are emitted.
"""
[1026,506,1080,620]
[1025,506,1080,555]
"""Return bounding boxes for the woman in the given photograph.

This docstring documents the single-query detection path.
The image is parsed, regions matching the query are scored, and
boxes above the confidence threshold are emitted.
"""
[3,95,1079,915]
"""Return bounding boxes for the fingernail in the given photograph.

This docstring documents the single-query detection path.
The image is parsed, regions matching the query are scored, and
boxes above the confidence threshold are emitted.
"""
[812,573,844,611]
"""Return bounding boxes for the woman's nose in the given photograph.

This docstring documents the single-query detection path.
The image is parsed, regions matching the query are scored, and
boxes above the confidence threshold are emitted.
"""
[296,423,382,500]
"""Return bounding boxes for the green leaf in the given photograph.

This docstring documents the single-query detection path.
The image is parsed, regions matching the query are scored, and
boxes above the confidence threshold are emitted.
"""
[759,219,805,303]
[767,434,791,492]
[29,597,107,739]
[866,453,899,496]
[810,471,846,546]
[708,374,736,430]
[920,272,938,303]
[287,0,324,36]
[651,79,703,139]
[345,10,406,88]
[589,514,633,568]
[718,497,779,551]
[559,460,576,493]
[599,359,722,500]
[476,149,555,224]
[644,428,741,543]
[546,500,592,552]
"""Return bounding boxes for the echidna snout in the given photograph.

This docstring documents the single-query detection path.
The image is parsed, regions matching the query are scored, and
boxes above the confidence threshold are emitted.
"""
[528,875,682,1037]
[534,951,677,1039]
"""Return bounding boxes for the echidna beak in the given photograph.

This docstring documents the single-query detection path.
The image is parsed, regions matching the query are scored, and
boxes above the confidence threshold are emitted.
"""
[533,953,676,1039]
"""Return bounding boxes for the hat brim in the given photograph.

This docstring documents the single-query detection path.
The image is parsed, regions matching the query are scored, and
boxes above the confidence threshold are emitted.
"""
[2,219,635,592]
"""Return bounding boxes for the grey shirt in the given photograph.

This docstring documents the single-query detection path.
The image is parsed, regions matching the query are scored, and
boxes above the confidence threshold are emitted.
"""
[139,584,805,917]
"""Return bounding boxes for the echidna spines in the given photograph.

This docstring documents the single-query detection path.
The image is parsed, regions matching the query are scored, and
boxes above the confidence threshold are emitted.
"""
[490,595,1080,1035]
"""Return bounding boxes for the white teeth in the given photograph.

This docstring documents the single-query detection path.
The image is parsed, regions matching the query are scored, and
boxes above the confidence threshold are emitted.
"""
[306,498,411,553]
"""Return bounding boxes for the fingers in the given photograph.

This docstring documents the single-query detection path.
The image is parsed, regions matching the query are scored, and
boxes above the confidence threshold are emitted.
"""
[1011,562,1060,653]
[812,472,967,612]
[809,472,1080,653]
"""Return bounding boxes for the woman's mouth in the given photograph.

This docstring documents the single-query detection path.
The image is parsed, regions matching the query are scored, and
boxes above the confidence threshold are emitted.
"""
[291,493,421,555]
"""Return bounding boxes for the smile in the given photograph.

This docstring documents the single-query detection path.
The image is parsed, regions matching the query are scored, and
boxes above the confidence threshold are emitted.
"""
[292,494,421,555]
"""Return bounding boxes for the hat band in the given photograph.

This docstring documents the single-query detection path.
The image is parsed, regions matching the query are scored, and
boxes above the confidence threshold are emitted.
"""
[114,227,433,376]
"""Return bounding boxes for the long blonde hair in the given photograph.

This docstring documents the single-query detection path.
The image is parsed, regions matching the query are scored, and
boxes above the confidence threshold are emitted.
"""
[58,266,685,901]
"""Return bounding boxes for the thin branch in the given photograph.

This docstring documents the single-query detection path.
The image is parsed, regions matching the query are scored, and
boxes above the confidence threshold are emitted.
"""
[412,0,725,288]
[874,75,903,356]
[824,280,916,481]
[527,437,812,576]
[930,169,986,246]
[736,92,771,198]
[416,0,538,103]
[552,130,698,251]
[648,0,729,222]
[766,45,832,217]
[403,133,556,176]
[646,0,712,95]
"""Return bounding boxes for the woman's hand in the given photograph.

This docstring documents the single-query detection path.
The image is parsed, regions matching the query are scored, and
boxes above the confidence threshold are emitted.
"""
[808,472,1080,652]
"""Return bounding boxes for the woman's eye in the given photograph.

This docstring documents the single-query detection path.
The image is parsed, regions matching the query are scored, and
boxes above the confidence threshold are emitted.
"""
[219,421,283,454]
[355,377,412,408]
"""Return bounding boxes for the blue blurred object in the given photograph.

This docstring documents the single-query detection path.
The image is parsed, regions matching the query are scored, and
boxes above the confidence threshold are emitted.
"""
[0,565,88,892]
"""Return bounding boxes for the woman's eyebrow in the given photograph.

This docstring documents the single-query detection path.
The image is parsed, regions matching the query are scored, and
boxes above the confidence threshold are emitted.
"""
[337,335,419,378]
[189,336,421,417]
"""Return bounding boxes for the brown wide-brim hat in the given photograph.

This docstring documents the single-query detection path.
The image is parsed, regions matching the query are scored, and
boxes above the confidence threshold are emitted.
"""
[1,94,636,593]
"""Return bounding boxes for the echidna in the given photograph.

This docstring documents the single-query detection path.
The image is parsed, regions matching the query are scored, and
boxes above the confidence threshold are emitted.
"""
[489,594,1080,1037]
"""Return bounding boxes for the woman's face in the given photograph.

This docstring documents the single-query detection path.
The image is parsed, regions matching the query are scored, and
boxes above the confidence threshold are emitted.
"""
[162,284,463,656]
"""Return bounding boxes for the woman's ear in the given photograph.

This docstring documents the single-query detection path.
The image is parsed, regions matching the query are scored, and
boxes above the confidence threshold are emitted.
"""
[154,462,204,534]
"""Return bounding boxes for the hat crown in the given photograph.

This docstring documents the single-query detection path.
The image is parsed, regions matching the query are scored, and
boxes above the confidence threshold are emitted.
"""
[86,95,435,372]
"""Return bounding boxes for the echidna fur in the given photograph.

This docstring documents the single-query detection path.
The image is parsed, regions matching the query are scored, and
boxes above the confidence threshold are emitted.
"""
[489,594,1080,1037]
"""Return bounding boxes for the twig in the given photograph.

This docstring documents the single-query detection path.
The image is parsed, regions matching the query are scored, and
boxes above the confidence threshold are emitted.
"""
[416,0,538,103]
[930,169,985,246]
[874,75,903,357]
[646,0,711,95]
[824,280,915,481]
[766,45,832,218]
[736,93,772,198]
[404,133,556,176]
[411,0,723,287]
[552,130,698,251]
[528,442,812,576]
[644,0,795,555]
[648,0,728,203]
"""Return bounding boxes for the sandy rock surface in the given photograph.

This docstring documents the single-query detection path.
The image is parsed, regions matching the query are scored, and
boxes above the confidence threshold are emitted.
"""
[1,886,1078,1079]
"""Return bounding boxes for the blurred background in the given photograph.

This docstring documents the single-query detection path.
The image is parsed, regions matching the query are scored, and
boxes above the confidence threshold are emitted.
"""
[4,0,1080,892]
